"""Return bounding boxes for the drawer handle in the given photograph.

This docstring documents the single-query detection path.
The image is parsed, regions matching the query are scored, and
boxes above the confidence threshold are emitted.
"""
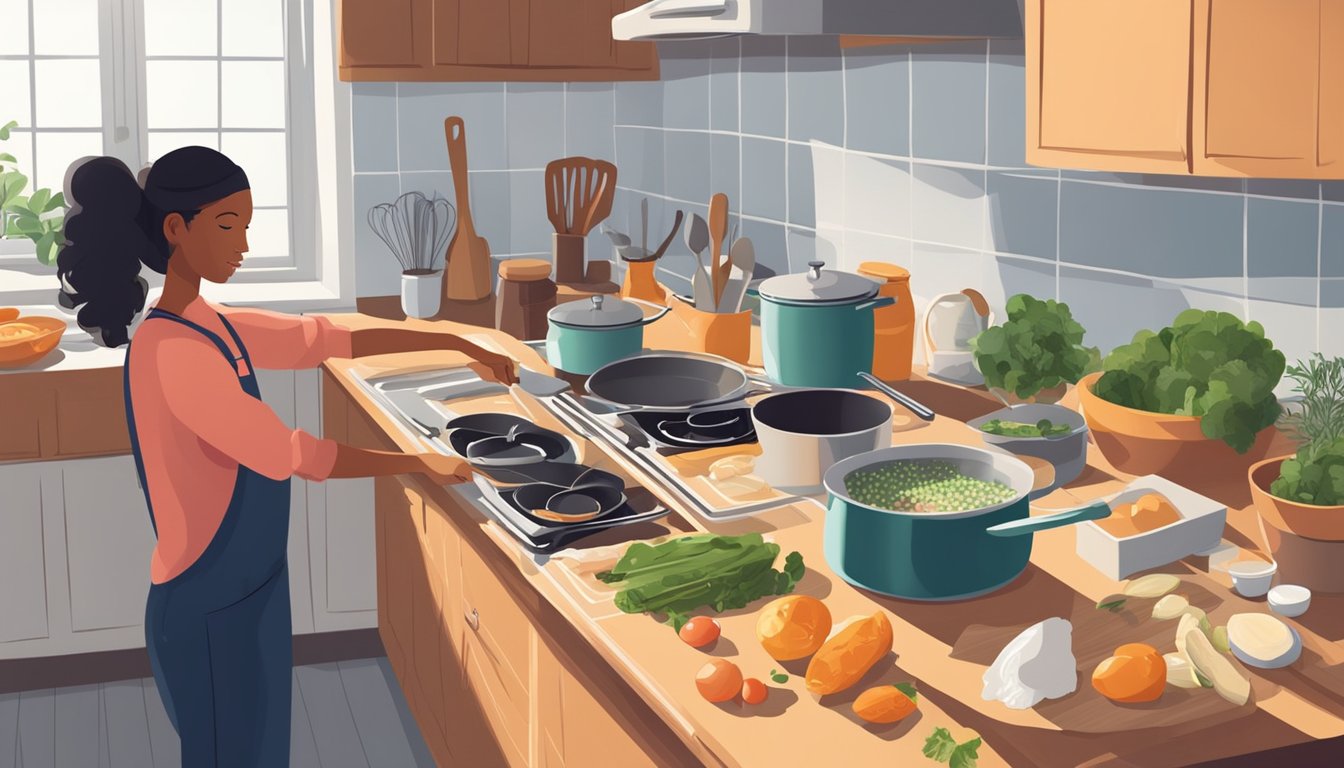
[465,607,479,632]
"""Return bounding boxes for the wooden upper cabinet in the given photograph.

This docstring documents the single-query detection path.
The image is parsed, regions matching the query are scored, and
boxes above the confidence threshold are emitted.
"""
[1194,0,1344,176]
[1027,0,1195,175]
[339,0,658,82]
[1028,0,1344,178]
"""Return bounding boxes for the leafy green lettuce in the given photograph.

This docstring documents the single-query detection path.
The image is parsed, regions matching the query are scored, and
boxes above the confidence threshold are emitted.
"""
[1093,309,1284,453]
[1270,438,1344,506]
[971,294,1100,400]
[596,533,805,629]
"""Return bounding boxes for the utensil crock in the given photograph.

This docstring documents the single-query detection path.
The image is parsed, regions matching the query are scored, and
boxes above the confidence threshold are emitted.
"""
[400,269,443,319]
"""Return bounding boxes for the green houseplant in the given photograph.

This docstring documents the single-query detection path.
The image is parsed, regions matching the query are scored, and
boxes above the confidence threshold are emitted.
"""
[0,119,67,265]
[970,293,1100,404]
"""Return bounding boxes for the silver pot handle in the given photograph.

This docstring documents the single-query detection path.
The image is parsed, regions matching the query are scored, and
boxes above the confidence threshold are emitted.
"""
[984,502,1111,537]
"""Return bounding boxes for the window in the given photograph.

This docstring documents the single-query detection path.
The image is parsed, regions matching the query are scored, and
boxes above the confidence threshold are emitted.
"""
[0,0,317,284]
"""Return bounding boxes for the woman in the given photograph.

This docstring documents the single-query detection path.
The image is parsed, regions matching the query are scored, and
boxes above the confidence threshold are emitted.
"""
[57,147,514,766]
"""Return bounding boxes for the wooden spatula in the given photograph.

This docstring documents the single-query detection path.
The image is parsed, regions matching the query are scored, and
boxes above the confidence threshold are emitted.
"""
[579,160,617,236]
[707,193,729,309]
[443,116,491,301]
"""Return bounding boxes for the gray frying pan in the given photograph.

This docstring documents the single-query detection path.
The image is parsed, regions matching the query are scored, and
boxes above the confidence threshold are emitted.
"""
[582,352,757,414]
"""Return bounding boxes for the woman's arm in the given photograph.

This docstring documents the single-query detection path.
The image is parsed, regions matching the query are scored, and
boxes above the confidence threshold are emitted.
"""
[327,444,473,485]
[349,328,518,384]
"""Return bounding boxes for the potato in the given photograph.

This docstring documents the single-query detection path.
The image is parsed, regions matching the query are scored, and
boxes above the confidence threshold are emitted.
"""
[757,595,832,661]
[1152,594,1190,620]
[805,612,892,695]
[1123,574,1180,599]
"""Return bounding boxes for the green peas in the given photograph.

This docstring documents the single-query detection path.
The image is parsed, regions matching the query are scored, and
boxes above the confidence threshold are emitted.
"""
[843,460,1016,513]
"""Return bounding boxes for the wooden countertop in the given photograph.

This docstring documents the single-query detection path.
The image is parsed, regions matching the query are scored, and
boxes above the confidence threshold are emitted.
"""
[321,306,1344,768]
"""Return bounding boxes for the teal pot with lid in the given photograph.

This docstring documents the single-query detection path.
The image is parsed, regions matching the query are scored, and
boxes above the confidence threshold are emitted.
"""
[754,261,895,388]
[822,444,1110,601]
[545,295,670,375]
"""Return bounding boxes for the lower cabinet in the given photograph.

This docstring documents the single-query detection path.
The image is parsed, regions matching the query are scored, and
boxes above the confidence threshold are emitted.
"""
[377,476,695,767]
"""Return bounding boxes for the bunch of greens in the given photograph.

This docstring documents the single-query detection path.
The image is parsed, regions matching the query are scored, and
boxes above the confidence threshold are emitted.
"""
[0,120,66,265]
[596,533,805,631]
[1093,309,1284,453]
[1270,354,1344,506]
[971,294,1100,401]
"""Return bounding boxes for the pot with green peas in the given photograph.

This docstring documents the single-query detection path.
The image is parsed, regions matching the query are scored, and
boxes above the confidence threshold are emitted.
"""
[822,443,1110,600]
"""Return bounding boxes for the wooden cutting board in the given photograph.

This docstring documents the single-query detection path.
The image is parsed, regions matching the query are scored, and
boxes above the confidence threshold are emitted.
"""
[948,578,1259,733]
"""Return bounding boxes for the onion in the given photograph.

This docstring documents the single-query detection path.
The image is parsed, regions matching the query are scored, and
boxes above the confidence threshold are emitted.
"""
[1226,613,1301,669]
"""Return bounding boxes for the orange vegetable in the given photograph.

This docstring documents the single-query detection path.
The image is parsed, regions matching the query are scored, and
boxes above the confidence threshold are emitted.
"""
[757,595,832,661]
[0,307,19,323]
[696,659,743,703]
[805,612,893,695]
[1092,642,1165,703]
[741,678,768,705]
[1098,493,1181,538]
[679,616,721,648]
[852,683,918,724]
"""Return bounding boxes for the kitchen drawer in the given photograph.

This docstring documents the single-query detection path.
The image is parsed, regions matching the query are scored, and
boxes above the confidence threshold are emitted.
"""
[459,543,533,766]
[0,375,47,461]
[53,369,130,457]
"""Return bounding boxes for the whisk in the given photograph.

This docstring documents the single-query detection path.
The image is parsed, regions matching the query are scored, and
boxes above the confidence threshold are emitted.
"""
[368,191,456,274]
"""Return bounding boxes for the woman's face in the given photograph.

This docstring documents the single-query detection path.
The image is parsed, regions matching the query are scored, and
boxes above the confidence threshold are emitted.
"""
[163,189,253,283]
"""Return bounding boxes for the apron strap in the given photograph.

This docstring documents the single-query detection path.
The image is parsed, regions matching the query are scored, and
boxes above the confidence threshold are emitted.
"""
[145,307,243,375]
[213,311,258,376]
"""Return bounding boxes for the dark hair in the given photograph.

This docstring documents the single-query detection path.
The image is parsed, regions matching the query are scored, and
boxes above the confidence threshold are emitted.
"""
[56,147,250,347]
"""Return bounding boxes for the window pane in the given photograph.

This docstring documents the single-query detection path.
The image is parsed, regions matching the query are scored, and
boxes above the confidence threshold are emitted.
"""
[33,0,99,56]
[0,60,31,129]
[144,0,218,57]
[34,59,102,127]
[222,0,284,58]
[221,61,285,129]
[148,131,219,162]
[35,131,101,194]
[245,208,288,258]
[0,0,29,55]
[221,132,286,207]
[146,61,218,129]
[1,130,35,183]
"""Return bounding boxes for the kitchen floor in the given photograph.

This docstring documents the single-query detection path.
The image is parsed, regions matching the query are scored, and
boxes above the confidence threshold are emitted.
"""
[0,657,434,768]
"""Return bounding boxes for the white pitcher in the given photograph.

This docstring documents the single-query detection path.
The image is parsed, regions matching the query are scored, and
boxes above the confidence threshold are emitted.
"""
[923,289,993,385]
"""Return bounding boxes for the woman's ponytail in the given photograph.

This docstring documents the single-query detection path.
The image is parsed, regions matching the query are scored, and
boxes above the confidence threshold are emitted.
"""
[57,156,166,348]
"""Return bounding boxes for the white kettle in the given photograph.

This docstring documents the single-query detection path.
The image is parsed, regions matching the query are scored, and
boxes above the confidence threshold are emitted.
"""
[923,289,993,385]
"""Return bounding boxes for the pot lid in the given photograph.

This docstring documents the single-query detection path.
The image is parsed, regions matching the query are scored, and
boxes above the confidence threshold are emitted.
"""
[548,294,644,327]
[757,261,881,305]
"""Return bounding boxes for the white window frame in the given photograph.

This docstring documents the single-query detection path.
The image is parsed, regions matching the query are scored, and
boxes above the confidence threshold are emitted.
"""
[0,0,355,311]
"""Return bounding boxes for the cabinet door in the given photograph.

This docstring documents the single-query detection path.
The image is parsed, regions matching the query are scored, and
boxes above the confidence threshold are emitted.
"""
[60,456,154,633]
[339,0,431,71]
[435,0,529,67]
[0,376,48,461]
[1027,0,1194,173]
[536,640,662,768]
[459,543,533,768]
[1194,0,1344,177]
[375,477,420,672]
[0,464,48,644]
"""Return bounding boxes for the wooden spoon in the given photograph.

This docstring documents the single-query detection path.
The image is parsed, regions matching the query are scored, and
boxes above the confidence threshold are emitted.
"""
[442,116,491,301]
[708,193,729,309]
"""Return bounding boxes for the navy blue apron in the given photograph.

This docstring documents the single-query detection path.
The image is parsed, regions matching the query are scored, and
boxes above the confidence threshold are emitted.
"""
[125,307,292,767]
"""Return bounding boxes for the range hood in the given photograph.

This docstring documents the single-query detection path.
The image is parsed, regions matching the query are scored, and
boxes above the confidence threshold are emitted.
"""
[612,0,1022,42]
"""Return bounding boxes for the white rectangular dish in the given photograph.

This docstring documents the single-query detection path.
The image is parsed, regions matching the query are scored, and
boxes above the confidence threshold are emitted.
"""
[1076,474,1227,580]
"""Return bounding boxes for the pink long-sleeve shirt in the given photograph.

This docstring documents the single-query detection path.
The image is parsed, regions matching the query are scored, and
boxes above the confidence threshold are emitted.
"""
[127,297,352,584]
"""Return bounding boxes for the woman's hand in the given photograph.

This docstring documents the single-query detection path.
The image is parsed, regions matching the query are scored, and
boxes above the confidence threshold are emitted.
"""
[464,346,520,385]
[417,454,474,485]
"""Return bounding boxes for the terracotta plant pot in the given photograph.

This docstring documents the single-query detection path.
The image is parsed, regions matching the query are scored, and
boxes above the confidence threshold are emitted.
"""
[1249,455,1344,592]
[1076,372,1275,477]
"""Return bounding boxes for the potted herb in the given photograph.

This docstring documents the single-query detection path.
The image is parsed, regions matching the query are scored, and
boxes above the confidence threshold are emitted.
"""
[1248,355,1344,564]
[970,293,1100,404]
[1077,309,1284,477]
[0,120,66,265]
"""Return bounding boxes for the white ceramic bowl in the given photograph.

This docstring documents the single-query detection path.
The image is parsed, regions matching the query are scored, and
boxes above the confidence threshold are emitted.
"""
[1268,584,1311,617]
[1228,560,1277,598]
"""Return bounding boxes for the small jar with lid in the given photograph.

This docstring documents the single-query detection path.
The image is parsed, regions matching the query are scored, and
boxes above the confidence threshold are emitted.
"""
[857,262,915,381]
[495,258,556,340]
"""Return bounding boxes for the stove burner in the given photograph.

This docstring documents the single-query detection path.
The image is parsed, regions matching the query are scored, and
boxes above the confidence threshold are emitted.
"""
[625,407,757,450]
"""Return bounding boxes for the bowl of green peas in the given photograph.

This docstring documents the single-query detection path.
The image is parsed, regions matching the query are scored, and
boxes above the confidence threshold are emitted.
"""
[821,443,1110,600]
[966,403,1089,490]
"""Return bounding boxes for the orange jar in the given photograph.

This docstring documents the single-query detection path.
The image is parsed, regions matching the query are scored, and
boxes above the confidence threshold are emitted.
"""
[857,262,914,381]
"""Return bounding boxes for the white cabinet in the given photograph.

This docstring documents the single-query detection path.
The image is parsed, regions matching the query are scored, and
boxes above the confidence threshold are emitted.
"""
[0,463,47,643]
[60,456,156,632]
[0,368,378,660]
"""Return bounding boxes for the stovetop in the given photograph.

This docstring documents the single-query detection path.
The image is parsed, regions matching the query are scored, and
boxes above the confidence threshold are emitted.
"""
[622,407,757,451]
